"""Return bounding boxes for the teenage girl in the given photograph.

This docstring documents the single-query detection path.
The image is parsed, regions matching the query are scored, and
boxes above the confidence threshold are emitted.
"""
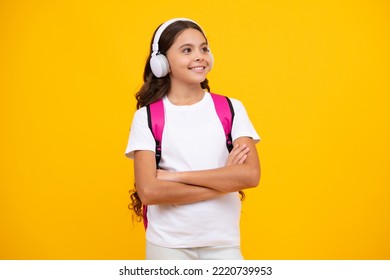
[125,18,261,260]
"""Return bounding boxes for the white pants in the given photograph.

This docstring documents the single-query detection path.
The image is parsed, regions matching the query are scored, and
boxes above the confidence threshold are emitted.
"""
[146,241,244,260]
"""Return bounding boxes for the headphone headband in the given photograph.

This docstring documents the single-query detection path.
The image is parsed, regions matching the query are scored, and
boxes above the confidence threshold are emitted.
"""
[151,18,204,55]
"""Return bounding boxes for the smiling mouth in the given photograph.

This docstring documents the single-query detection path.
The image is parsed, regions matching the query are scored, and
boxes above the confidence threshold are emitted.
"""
[189,66,206,72]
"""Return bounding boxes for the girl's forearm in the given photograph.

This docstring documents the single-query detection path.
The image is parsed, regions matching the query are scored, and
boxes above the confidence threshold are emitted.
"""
[137,177,224,205]
[158,164,260,193]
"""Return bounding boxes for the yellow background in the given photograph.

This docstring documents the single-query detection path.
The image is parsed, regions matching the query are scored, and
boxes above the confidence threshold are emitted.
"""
[1,0,389,259]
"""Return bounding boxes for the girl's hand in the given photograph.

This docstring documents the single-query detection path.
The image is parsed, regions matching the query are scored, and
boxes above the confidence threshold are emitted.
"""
[225,144,250,166]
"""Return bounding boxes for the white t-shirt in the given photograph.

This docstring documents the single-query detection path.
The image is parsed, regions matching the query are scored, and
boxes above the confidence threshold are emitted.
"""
[125,92,260,248]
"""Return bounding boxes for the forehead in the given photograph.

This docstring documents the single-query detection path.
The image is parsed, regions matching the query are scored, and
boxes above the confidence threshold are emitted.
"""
[172,28,207,46]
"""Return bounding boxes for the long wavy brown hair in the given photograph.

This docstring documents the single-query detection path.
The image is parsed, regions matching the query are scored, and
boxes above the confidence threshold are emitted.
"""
[129,20,244,222]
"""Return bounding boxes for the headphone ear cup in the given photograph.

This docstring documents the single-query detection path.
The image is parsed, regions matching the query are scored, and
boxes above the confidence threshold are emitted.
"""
[208,51,214,70]
[150,54,170,78]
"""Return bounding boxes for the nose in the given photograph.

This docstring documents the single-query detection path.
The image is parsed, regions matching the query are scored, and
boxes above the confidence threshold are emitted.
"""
[194,49,206,61]
[194,53,206,62]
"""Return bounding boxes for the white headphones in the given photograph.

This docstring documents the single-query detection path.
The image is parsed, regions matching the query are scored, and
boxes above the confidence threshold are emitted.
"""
[150,18,213,78]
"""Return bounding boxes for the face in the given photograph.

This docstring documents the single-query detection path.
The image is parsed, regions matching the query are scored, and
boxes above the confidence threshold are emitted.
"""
[166,28,212,87]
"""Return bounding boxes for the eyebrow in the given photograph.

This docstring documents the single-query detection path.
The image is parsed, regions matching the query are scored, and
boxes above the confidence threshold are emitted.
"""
[179,42,208,49]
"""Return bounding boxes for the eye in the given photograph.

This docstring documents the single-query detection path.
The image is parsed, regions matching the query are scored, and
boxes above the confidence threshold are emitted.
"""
[202,47,210,53]
[183,48,192,53]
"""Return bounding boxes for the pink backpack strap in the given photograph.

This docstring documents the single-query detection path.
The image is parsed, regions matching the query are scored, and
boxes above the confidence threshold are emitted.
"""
[210,93,235,152]
[143,99,165,229]
[147,99,165,167]
[142,205,148,229]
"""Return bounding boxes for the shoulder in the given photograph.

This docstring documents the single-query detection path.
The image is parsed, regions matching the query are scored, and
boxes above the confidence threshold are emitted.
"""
[211,93,246,113]
[133,106,148,119]
[228,97,244,108]
[209,92,244,106]
[130,106,149,128]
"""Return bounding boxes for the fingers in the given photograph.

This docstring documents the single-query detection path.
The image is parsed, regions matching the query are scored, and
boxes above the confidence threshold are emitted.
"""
[233,144,249,154]
[226,144,250,166]
[237,154,248,164]
[233,144,250,164]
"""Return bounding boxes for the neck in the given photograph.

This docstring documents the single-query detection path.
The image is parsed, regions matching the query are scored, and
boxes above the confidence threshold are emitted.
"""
[167,83,205,106]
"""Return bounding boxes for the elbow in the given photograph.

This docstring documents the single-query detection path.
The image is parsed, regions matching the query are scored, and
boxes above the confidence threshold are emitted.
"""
[137,184,158,206]
[245,167,261,188]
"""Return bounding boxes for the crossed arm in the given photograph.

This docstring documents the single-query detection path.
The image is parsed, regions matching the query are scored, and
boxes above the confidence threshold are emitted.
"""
[134,136,260,205]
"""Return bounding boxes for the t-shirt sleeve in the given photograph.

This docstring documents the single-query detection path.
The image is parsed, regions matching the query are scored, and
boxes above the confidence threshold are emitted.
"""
[125,107,156,159]
[230,98,261,143]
